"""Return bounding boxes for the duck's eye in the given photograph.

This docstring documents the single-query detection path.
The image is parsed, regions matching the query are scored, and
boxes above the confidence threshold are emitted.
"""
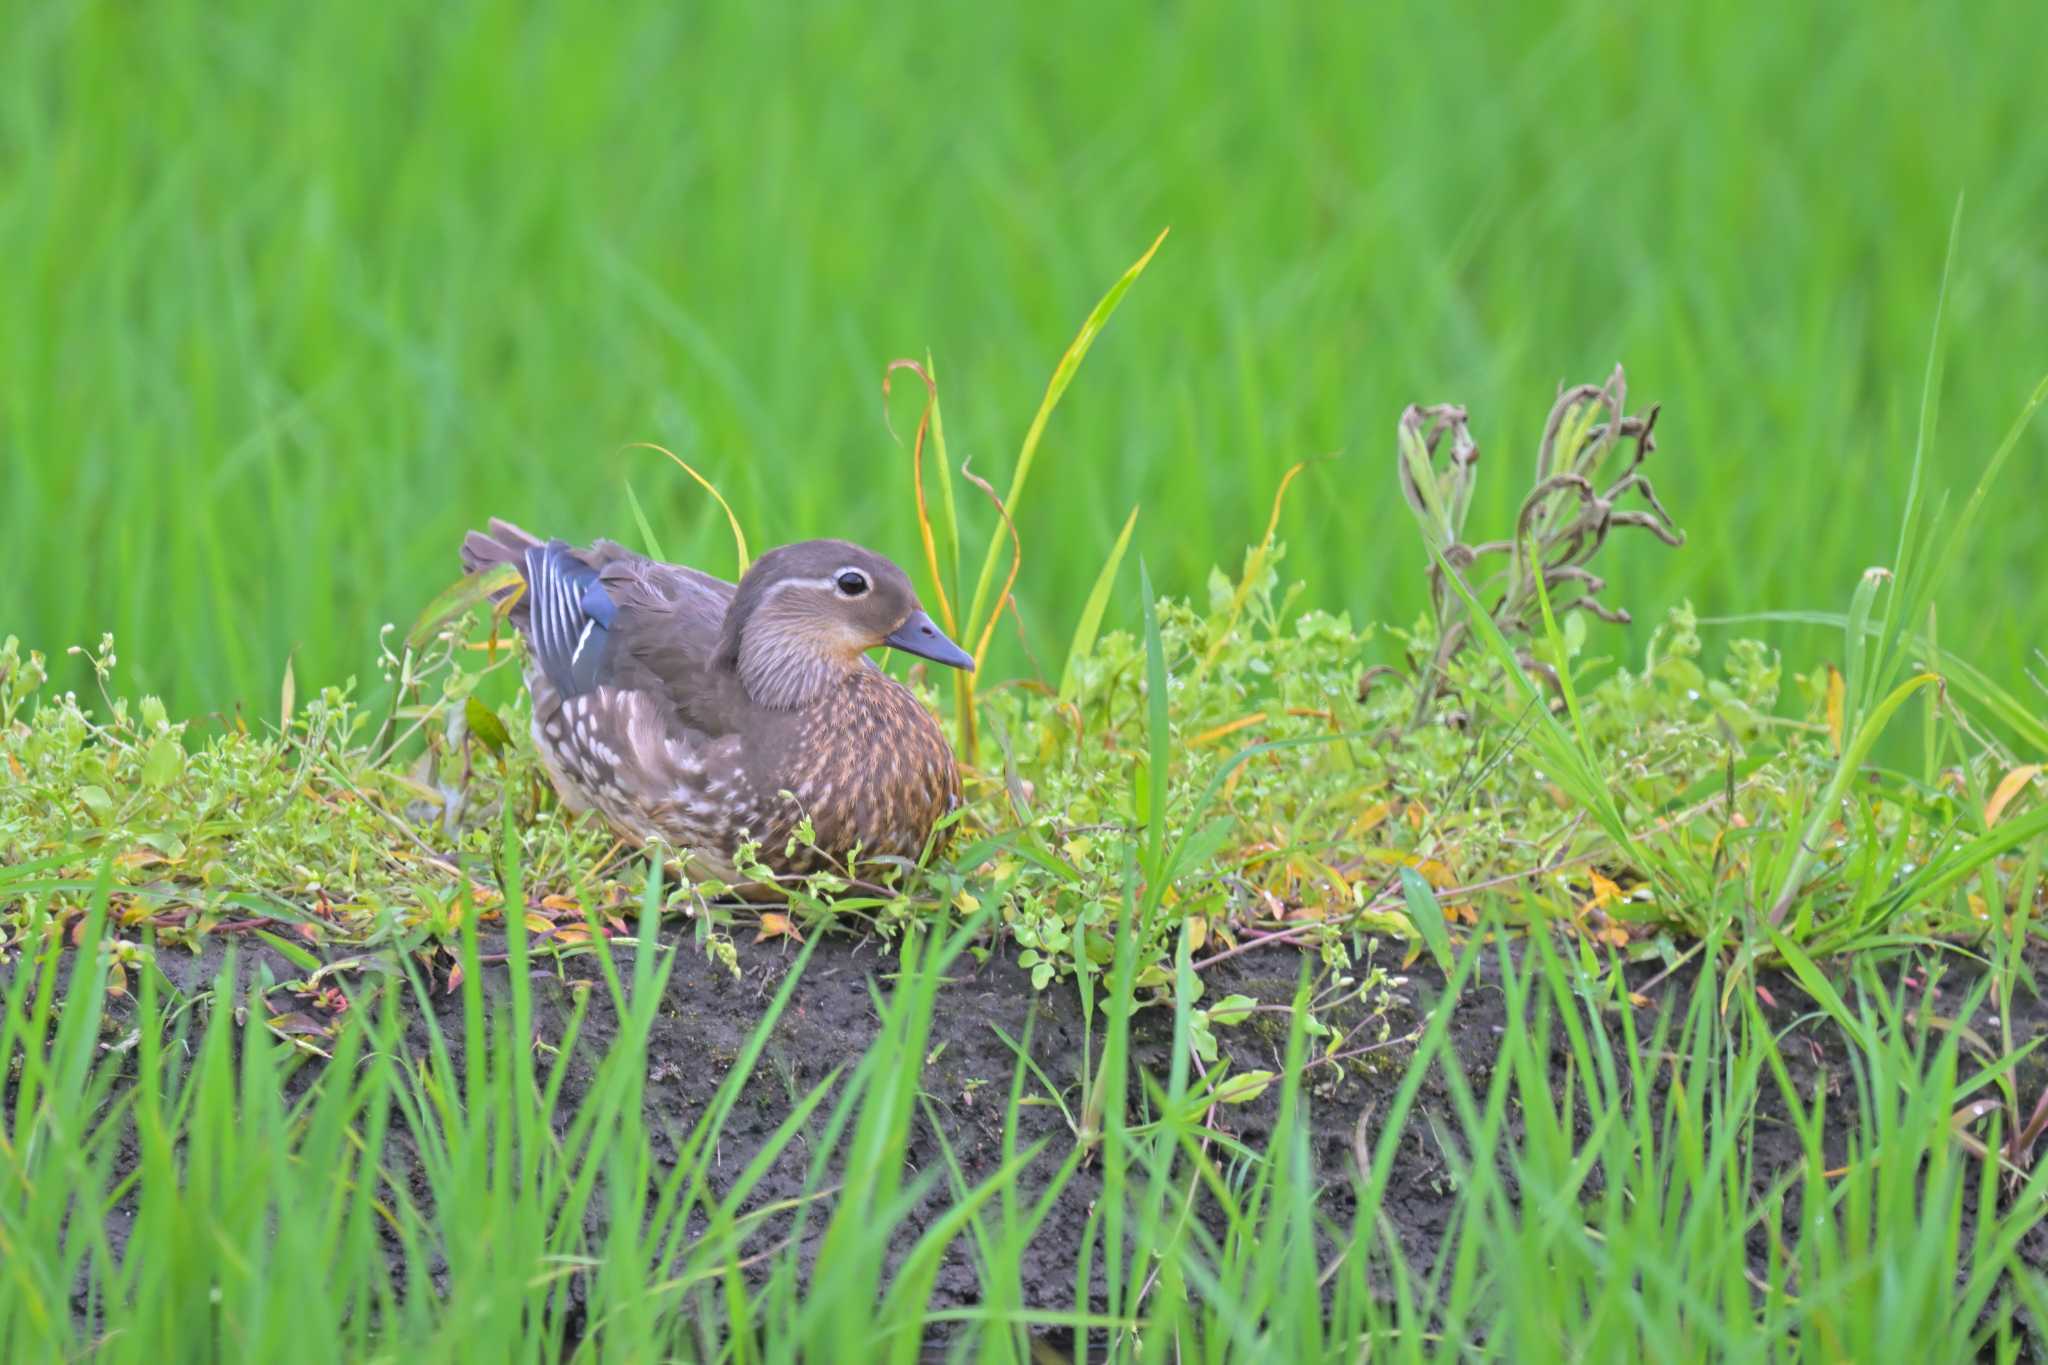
[835,570,869,597]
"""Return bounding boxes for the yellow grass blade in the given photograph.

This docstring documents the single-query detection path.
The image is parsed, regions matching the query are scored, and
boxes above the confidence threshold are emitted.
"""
[959,461,1021,671]
[1189,712,1266,747]
[624,442,751,576]
[883,358,957,634]
[407,562,524,650]
[1199,459,1315,675]
[1985,764,2042,828]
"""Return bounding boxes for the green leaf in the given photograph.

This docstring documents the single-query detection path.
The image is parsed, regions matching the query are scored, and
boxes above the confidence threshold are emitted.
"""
[1764,926,1873,1055]
[625,443,750,576]
[1211,1068,1278,1105]
[140,736,183,788]
[923,351,964,612]
[1207,993,1258,1027]
[1164,814,1237,886]
[964,229,1167,642]
[622,478,668,560]
[1058,503,1140,703]
[409,562,524,650]
[77,784,113,818]
[252,928,324,974]
[1399,866,1455,976]
[465,696,511,757]
[136,830,185,859]
[1139,559,1170,887]
[1842,566,1883,727]
[1768,670,1942,924]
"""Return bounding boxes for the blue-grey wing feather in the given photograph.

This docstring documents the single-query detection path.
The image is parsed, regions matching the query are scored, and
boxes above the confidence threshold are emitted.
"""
[523,540,614,696]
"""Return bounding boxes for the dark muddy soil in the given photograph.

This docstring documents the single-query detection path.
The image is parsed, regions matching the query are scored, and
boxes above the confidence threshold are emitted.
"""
[39,923,2048,1346]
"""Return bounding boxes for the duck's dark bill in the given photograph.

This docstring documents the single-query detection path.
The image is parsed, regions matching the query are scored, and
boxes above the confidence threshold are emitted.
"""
[885,610,975,671]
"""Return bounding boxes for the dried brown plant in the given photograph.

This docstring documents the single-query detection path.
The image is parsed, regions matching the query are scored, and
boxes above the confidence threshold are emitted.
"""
[1396,364,1685,725]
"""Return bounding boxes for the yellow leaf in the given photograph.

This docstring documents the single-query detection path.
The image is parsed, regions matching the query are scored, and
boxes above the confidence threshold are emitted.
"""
[1984,764,2042,828]
[1357,849,1455,888]
[1307,855,1352,901]
[523,911,554,935]
[1825,664,1845,754]
[754,912,803,944]
[1190,712,1267,747]
[552,924,594,945]
[540,894,579,912]
[1585,870,1622,910]
[1347,801,1391,840]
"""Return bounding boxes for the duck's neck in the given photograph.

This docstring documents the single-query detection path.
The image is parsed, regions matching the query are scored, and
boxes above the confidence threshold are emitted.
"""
[736,625,856,711]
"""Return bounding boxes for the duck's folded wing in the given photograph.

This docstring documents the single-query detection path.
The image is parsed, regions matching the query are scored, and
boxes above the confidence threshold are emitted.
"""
[585,545,737,699]
[502,535,743,721]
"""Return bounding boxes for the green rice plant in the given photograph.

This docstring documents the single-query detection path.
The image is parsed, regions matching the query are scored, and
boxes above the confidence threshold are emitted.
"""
[0,845,847,1360]
[890,231,1167,763]
[11,850,2048,1358]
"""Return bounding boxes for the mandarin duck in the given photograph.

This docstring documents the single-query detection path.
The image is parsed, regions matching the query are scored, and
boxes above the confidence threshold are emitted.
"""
[460,519,972,887]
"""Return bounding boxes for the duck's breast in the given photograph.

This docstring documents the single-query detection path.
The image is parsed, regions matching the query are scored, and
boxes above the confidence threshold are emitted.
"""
[779,671,960,867]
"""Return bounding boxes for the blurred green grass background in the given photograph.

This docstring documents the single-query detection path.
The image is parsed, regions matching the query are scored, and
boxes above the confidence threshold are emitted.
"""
[4,0,2043,715]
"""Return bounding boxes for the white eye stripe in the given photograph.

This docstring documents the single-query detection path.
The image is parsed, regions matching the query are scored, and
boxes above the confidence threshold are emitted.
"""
[755,575,858,602]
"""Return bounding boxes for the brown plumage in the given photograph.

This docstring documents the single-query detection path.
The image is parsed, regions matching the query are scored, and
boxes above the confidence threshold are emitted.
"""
[459,519,971,889]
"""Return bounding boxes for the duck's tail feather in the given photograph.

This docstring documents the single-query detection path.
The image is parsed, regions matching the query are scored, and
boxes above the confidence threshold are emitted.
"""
[459,518,544,629]
[460,517,540,578]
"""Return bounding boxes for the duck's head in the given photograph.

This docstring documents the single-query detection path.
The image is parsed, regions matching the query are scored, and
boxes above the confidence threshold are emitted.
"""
[720,539,973,709]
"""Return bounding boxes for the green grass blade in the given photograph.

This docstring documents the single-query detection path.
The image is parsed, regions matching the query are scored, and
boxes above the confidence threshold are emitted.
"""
[963,229,1167,640]
[1057,502,1139,704]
